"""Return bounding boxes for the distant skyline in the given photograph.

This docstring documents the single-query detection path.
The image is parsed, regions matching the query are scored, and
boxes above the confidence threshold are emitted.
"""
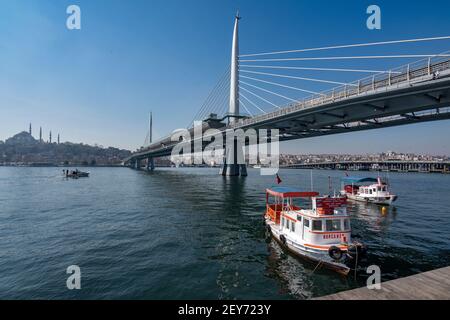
[1,0,450,155]
[4,123,449,157]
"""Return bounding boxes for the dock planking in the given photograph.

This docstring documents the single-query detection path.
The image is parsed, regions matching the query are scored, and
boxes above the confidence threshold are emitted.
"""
[315,266,450,300]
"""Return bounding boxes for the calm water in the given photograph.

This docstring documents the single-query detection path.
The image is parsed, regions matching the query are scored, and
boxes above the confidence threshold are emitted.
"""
[0,167,449,299]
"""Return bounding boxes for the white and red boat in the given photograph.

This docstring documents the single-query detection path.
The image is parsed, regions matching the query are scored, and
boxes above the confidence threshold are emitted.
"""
[340,176,397,206]
[264,187,366,276]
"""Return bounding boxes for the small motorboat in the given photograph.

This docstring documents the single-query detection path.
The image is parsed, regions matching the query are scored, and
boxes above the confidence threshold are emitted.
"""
[64,169,90,178]
[340,176,397,205]
[264,187,367,276]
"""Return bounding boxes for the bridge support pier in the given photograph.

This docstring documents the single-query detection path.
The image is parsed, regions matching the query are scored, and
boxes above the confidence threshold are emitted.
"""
[134,159,141,170]
[146,157,155,171]
[220,138,247,177]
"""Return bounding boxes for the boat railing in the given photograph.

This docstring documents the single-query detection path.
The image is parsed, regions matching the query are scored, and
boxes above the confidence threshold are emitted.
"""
[284,204,301,213]
[266,204,282,224]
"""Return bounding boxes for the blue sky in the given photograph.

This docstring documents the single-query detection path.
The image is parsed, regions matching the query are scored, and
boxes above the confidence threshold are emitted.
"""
[1,0,450,155]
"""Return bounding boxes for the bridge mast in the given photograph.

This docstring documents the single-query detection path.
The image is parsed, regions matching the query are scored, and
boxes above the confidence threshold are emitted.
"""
[147,111,155,171]
[220,12,247,176]
[149,111,153,144]
[229,12,240,123]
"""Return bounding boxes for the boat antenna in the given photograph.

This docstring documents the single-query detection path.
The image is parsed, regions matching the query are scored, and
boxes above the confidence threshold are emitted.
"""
[328,176,332,196]
[386,171,391,188]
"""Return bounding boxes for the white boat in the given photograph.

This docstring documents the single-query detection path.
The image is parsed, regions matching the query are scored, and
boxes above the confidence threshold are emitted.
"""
[264,187,366,276]
[340,176,397,205]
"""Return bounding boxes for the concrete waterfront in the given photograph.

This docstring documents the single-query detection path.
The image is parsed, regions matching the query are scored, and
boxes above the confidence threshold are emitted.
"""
[316,266,450,300]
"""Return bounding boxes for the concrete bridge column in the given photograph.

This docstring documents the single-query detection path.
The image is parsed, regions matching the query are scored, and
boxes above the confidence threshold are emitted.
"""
[135,159,141,170]
[147,157,155,171]
[220,138,247,177]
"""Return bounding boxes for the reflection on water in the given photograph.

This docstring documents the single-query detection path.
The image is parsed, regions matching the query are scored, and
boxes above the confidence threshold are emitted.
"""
[348,201,398,233]
[0,167,449,299]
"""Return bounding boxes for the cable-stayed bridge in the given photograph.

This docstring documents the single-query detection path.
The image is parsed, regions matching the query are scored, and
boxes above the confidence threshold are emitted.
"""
[124,14,450,176]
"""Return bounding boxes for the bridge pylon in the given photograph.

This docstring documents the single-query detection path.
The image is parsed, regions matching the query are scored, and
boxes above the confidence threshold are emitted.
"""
[221,12,247,177]
[146,112,155,171]
[134,159,141,170]
[219,136,248,176]
[147,157,155,171]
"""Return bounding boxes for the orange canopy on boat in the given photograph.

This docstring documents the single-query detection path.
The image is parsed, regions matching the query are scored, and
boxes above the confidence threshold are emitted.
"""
[266,187,319,198]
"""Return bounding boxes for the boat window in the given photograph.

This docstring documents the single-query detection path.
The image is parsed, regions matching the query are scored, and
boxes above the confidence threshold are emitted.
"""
[304,219,310,228]
[344,219,350,230]
[382,186,386,191]
[291,222,295,232]
[297,215,302,222]
[377,186,381,191]
[286,219,290,229]
[281,217,284,227]
[312,220,322,231]
[326,219,342,231]
[369,189,373,194]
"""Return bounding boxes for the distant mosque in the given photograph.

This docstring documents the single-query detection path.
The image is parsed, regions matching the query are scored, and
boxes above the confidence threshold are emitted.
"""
[28,123,61,144]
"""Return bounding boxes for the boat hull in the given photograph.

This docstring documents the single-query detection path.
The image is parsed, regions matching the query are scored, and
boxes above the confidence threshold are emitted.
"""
[265,219,351,276]
[66,172,90,178]
[345,193,397,205]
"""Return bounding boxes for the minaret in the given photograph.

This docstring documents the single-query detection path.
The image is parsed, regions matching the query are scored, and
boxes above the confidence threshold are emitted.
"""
[228,12,240,123]
[39,127,42,142]
[49,131,52,144]
[57,134,60,144]
[29,123,32,135]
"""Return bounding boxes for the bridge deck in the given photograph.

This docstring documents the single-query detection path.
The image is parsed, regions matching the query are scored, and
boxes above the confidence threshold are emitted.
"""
[125,56,450,164]
[315,266,450,300]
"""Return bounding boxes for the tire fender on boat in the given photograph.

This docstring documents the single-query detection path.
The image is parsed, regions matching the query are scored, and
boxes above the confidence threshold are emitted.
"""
[328,246,343,261]
[347,243,368,259]
[280,234,287,245]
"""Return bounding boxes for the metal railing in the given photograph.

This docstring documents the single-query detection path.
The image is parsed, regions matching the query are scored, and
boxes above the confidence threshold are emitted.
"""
[230,53,450,129]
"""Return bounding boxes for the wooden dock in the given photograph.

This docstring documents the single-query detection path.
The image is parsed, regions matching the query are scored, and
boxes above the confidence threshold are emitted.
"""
[316,267,450,300]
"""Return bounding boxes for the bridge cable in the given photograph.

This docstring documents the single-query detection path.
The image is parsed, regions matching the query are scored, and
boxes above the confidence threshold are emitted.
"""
[194,72,227,122]
[240,70,357,86]
[214,87,231,118]
[143,131,150,147]
[239,36,450,57]
[239,54,450,63]
[239,92,268,114]
[188,67,230,127]
[198,69,230,121]
[240,75,321,95]
[204,69,231,118]
[240,80,299,102]
[239,65,401,74]
[239,86,282,110]
[238,99,254,117]
[207,74,231,118]
[189,78,223,126]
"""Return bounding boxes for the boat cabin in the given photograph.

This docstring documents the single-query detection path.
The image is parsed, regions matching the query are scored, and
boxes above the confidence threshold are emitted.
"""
[265,187,351,249]
[341,177,391,197]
